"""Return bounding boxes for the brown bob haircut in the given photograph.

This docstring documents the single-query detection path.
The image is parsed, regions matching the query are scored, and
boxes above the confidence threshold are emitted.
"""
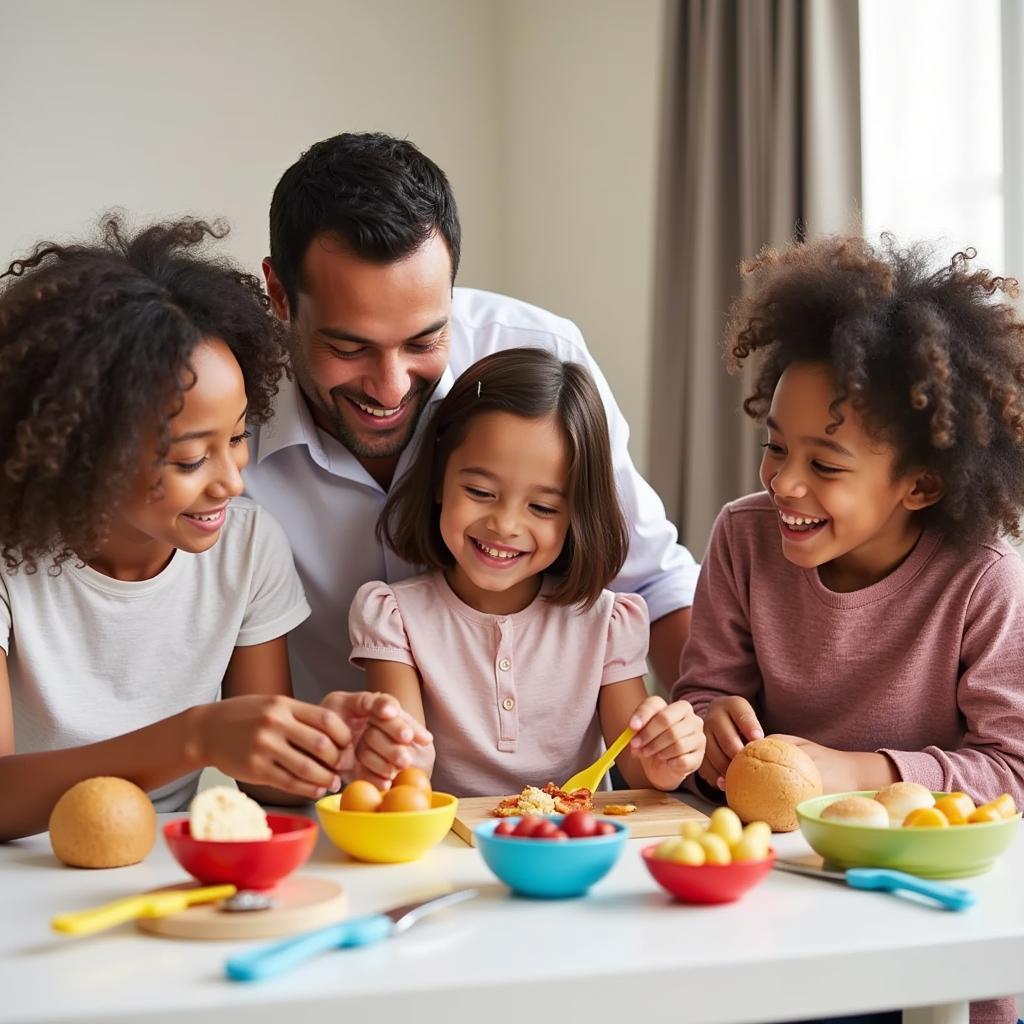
[379,347,628,609]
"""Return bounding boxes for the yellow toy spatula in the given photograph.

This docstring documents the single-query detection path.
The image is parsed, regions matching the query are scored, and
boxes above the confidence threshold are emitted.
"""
[561,727,635,793]
[52,884,237,936]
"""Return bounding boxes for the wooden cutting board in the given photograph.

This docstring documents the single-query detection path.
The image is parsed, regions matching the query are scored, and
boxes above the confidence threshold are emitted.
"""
[451,788,708,846]
[136,876,348,940]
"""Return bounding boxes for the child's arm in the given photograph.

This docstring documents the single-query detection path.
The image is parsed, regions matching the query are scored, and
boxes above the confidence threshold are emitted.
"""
[0,646,356,840]
[598,677,704,791]
[671,506,766,790]
[357,660,436,785]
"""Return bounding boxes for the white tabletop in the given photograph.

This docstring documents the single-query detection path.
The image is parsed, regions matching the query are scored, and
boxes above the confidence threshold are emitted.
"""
[2,808,1022,1024]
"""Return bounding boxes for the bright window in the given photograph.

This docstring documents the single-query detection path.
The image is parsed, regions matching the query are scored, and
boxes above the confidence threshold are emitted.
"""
[860,0,1005,271]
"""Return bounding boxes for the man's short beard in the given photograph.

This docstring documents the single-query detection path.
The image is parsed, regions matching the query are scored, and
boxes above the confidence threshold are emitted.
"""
[323,380,438,461]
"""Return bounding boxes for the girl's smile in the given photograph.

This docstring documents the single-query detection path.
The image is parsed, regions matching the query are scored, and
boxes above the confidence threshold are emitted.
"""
[761,362,932,591]
[775,503,830,540]
[439,410,570,615]
[89,339,250,581]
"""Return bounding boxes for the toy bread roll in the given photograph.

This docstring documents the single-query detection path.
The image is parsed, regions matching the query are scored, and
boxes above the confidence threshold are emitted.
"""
[725,737,823,832]
[873,781,935,827]
[820,795,890,828]
[49,777,157,868]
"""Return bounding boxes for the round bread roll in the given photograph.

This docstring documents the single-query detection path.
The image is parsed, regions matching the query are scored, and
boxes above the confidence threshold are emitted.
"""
[874,781,935,827]
[725,737,823,832]
[820,795,890,828]
[49,777,157,868]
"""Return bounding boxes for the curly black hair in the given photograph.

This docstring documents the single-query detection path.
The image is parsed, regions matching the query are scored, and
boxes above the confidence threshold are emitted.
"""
[0,215,288,573]
[725,234,1024,544]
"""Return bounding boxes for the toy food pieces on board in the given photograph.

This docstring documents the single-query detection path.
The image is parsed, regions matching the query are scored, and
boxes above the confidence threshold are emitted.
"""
[492,783,594,817]
[724,737,823,833]
[49,776,157,868]
[190,786,271,841]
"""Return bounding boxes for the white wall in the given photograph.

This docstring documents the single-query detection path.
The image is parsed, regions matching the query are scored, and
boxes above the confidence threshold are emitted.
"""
[0,0,666,474]
[493,0,666,470]
[0,0,505,306]
[0,0,663,471]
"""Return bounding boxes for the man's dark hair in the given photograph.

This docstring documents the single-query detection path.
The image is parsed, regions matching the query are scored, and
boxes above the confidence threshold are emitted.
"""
[379,347,628,610]
[726,234,1024,545]
[268,132,461,312]
[0,215,288,573]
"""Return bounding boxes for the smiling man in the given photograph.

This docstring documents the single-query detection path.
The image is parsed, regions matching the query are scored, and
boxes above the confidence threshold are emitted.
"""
[244,132,699,704]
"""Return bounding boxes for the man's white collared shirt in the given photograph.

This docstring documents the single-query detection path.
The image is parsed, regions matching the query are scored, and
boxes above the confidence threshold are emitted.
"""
[244,287,699,703]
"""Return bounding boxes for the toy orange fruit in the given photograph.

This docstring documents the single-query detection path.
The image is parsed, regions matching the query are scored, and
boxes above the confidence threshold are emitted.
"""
[968,802,1005,824]
[379,784,431,813]
[903,806,950,828]
[991,793,1017,819]
[339,780,383,813]
[391,767,432,796]
[933,793,975,825]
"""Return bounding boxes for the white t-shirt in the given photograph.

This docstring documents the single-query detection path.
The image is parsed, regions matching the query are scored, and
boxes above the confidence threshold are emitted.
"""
[244,287,699,703]
[0,498,310,812]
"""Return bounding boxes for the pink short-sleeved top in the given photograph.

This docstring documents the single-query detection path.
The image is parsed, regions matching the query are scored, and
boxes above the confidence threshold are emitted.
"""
[349,572,649,797]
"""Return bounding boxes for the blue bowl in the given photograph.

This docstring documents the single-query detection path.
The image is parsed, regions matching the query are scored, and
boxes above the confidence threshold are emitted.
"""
[473,816,628,898]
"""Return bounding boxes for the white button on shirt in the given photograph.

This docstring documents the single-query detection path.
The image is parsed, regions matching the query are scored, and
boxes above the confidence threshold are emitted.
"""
[245,287,700,705]
[498,658,512,672]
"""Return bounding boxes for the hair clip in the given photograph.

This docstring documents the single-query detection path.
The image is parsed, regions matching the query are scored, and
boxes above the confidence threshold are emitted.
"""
[476,380,482,398]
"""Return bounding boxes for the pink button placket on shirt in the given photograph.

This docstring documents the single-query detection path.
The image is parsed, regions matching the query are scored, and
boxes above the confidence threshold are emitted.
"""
[495,617,518,751]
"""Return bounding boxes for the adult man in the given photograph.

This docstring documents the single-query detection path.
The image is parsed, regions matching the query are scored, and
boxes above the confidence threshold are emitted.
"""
[245,132,699,705]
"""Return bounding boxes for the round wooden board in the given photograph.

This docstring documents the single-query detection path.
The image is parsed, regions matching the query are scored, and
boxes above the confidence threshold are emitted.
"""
[136,876,347,940]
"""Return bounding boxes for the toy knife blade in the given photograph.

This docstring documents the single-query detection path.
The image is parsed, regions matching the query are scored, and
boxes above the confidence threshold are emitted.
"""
[774,857,975,911]
[225,887,478,981]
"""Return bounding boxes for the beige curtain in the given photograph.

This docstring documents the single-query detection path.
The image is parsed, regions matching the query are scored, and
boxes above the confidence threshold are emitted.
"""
[650,0,863,557]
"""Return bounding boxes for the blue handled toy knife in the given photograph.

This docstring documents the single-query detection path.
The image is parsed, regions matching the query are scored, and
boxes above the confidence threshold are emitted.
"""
[225,887,478,981]
[774,857,975,911]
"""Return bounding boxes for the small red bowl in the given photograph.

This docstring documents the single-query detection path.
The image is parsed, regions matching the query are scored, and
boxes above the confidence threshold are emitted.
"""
[163,813,318,890]
[641,844,776,904]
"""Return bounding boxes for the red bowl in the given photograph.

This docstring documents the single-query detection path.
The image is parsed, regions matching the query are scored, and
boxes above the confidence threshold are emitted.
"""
[641,844,776,904]
[163,813,318,890]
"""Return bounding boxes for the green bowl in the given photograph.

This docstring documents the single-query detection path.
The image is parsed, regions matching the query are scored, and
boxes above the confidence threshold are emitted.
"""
[797,791,1020,879]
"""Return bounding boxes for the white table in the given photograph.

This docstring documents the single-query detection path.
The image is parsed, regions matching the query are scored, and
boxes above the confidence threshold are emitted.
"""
[2,810,1022,1024]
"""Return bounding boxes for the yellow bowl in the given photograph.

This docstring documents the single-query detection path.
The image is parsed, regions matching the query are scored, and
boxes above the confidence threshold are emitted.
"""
[315,791,458,863]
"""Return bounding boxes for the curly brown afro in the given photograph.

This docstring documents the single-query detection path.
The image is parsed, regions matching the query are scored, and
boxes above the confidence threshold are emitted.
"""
[0,215,288,572]
[725,234,1024,545]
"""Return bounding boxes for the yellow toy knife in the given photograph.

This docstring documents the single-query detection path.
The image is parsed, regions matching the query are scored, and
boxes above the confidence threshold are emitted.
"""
[52,884,237,936]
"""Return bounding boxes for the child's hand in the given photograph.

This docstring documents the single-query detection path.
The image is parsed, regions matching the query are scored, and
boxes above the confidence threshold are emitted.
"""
[199,694,356,800]
[767,734,898,793]
[701,696,764,791]
[320,691,433,789]
[627,696,706,791]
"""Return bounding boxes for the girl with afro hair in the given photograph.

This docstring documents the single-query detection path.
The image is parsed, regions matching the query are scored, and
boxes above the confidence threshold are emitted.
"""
[0,217,428,840]
[674,236,1024,819]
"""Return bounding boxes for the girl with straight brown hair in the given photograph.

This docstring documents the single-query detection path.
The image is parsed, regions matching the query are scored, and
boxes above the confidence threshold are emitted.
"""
[348,347,704,799]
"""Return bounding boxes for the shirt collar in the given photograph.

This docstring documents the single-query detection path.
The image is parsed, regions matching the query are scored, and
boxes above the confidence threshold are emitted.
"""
[254,372,323,465]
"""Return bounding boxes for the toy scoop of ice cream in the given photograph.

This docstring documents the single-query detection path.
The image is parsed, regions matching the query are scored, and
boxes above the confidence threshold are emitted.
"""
[189,786,271,841]
[725,737,823,832]
[49,777,157,868]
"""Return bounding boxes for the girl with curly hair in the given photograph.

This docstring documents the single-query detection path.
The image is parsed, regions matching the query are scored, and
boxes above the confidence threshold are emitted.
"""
[0,217,428,840]
[673,236,1024,820]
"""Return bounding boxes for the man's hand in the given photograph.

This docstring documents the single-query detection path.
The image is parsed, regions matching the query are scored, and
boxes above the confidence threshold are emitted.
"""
[767,734,898,793]
[700,696,764,791]
[628,696,706,791]
[320,691,433,789]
